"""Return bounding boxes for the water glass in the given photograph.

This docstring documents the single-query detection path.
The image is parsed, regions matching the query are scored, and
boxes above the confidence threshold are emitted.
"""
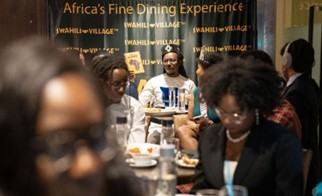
[168,87,176,108]
[196,189,219,196]
[218,185,248,196]
[178,88,186,112]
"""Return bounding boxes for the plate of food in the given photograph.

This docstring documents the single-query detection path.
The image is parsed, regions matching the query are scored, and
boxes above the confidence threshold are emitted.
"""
[125,158,157,168]
[126,143,160,158]
[176,154,199,168]
[144,108,176,117]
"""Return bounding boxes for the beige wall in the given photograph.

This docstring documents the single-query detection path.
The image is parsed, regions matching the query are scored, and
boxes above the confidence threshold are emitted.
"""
[275,0,285,75]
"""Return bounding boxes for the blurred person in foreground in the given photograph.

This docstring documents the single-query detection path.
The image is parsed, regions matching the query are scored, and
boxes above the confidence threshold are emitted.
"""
[0,37,143,196]
[91,54,146,144]
[176,47,221,150]
[92,50,139,100]
[281,38,320,195]
[191,57,303,195]
[66,48,86,66]
[239,49,302,140]
[139,44,196,143]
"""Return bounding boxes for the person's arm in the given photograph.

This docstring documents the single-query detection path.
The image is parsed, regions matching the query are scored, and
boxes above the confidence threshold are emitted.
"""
[139,79,154,107]
[186,93,199,129]
[187,94,195,121]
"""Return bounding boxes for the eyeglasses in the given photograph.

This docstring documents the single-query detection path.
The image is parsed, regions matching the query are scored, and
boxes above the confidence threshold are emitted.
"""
[31,123,115,173]
[162,58,177,64]
[109,81,130,89]
[214,106,247,125]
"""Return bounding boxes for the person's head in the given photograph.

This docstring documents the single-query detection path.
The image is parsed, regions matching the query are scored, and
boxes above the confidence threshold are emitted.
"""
[66,49,86,66]
[91,50,110,65]
[200,57,282,134]
[240,49,286,90]
[161,44,188,77]
[280,38,315,80]
[0,37,114,196]
[239,49,274,66]
[91,54,129,104]
[196,47,223,82]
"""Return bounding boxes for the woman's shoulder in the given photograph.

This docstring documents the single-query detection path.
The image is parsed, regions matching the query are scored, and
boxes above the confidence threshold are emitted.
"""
[201,123,224,138]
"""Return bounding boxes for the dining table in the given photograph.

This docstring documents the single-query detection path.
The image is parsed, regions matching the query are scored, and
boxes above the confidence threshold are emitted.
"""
[125,144,198,195]
[127,148,198,185]
[131,160,196,185]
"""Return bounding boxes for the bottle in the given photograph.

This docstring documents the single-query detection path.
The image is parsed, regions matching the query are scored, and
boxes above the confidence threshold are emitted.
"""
[115,116,129,149]
[160,118,174,145]
[156,144,177,196]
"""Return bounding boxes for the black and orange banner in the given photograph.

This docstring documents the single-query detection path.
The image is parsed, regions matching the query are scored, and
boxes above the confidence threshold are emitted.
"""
[49,0,255,87]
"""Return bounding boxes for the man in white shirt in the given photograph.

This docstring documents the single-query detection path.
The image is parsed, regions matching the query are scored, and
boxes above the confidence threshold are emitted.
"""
[140,44,196,143]
[91,54,146,144]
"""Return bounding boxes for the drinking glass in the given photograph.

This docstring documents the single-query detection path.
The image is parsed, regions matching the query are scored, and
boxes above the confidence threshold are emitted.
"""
[178,88,186,112]
[196,189,219,196]
[218,185,248,196]
[168,87,176,108]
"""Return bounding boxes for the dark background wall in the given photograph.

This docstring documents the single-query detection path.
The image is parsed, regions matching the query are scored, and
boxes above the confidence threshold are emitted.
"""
[0,0,48,48]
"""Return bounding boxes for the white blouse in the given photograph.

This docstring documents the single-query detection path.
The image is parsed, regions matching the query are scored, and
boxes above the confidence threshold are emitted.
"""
[224,160,238,185]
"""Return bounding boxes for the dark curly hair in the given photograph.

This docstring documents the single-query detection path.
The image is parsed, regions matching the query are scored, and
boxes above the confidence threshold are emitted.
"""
[200,57,282,116]
[280,38,315,73]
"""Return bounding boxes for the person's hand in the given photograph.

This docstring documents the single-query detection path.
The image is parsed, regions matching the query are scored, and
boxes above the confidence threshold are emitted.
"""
[195,117,213,132]
[128,71,136,82]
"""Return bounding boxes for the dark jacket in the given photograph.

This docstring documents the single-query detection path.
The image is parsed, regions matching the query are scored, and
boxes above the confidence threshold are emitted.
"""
[283,73,321,195]
[191,119,304,196]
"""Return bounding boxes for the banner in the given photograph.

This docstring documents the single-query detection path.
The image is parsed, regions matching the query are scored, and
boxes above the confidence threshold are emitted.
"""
[49,0,255,90]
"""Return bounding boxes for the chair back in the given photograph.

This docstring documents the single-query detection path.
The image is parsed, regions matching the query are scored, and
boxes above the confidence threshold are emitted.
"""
[173,114,188,133]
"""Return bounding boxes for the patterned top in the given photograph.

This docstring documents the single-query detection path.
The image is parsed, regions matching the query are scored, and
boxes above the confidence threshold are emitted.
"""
[268,99,302,140]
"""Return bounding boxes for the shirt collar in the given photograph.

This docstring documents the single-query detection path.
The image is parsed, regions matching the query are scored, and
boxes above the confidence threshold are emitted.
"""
[286,73,303,87]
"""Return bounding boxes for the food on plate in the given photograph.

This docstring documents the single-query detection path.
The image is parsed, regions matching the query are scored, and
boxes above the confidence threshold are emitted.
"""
[129,147,141,154]
[126,143,160,158]
[147,147,153,154]
[182,154,197,167]
[145,108,161,113]
[128,147,153,155]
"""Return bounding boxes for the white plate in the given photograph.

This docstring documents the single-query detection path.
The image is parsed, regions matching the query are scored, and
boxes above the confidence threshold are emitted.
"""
[176,158,199,168]
[144,108,176,117]
[126,158,157,168]
[126,143,160,158]
[176,109,188,114]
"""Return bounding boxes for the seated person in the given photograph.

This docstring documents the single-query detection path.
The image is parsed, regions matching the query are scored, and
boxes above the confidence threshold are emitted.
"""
[280,39,320,195]
[191,57,303,195]
[139,44,196,144]
[91,54,146,144]
[176,48,222,150]
[92,50,139,100]
[0,37,143,196]
[239,49,302,140]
